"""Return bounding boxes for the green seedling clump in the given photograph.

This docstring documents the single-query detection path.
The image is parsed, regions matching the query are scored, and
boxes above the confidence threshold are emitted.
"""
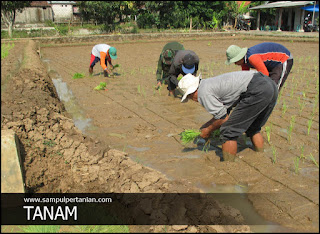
[94,82,107,90]
[180,129,201,145]
[113,64,120,68]
[72,72,85,79]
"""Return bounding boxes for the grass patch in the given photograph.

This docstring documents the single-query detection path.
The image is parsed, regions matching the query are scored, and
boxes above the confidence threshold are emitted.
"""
[1,42,15,59]
[72,72,85,79]
[18,225,60,233]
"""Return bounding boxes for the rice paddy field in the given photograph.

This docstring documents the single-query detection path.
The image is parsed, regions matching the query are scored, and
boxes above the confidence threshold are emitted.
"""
[3,32,318,232]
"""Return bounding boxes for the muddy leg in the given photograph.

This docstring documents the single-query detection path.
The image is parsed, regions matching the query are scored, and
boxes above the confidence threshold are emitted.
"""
[222,140,237,162]
[250,132,264,152]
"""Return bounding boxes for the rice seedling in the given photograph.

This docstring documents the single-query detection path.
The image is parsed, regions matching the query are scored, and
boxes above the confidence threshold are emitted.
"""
[300,145,305,160]
[72,72,85,79]
[302,91,306,98]
[294,156,300,174]
[272,146,277,164]
[282,101,287,117]
[265,126,271,144]
[207,42,212,46]
[179,129,201,145]
[290,86,294,98]
[137,84,141,94]
[287,116,295,143]
[307,119,313,135]
[278,88,283,102]
[94,82,107,90]
[309,153,319,168]
[299,100,306,115]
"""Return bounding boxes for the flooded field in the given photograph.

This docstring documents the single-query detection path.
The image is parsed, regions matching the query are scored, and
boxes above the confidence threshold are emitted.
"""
[38,35,319,232]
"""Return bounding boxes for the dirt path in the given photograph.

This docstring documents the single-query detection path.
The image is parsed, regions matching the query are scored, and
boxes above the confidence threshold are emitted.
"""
[40,36,319,232]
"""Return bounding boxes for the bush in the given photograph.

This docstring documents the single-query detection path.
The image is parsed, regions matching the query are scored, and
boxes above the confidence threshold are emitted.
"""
[137,12,159,29]
[54,24,69,36]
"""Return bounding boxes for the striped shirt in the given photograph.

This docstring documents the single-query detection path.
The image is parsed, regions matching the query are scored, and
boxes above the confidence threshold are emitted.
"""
[242,42,293,76]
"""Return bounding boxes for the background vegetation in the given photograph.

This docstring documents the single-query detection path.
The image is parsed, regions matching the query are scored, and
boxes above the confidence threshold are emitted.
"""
[1,1,280,38]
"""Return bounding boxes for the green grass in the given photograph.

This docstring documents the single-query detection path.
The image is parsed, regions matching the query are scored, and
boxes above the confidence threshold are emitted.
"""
[72,225,129,233]
[18,225,60,233]
[1,42,15,59]
[72,72,85,79]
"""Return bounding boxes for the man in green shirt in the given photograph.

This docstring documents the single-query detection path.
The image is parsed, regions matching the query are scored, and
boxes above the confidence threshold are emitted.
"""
[155,41,185,92]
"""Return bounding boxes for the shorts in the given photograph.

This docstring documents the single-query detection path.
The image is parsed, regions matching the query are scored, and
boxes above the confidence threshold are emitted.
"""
[269,58,293,90]
[89,54,108,68]
[220,72,278,143]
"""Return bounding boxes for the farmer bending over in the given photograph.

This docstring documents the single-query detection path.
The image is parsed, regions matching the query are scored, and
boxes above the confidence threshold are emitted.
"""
[155,41,185,90]
[167,50,199,97]
[178,71,278,162]
[225,42,293,90]
[89,44,117,77]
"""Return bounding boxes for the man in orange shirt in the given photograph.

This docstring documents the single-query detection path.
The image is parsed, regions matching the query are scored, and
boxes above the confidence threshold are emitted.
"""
[225,42,293,90]
[89,44,118,77]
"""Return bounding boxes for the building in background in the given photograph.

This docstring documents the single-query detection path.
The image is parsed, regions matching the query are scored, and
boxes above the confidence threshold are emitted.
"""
[249,1,319,32]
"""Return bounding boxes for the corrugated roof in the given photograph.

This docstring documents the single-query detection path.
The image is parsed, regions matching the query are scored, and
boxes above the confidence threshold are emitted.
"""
[30,1,51,7]
[249,1,314,10]
[47,1,76,4]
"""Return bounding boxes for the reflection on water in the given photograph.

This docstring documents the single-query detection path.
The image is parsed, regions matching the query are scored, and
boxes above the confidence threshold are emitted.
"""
[52,77,93,133]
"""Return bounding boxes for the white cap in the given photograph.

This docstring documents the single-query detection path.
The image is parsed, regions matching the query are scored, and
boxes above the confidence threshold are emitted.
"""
[178,73,201,103]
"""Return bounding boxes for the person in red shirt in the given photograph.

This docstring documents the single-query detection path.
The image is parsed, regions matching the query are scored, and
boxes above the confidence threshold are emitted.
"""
[225,42,293,90]
[89,44,117,77]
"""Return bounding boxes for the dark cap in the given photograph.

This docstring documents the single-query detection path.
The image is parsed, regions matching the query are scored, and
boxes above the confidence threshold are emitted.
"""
[182,53,196,74]
[162,49,174,65]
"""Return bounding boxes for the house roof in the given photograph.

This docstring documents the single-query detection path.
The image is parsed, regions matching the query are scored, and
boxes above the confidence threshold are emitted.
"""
[249,1,314,10]
[47,1,76,5]
[30,1,51,7]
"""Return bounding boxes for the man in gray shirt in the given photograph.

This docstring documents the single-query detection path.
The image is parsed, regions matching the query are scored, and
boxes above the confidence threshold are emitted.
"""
[178,71,278,162]
[167,50,199,97]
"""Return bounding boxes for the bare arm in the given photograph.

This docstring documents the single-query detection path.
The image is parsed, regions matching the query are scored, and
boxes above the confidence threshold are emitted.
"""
[200,115,229,139]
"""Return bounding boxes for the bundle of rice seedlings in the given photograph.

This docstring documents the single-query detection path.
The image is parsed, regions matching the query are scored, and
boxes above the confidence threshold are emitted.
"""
[94,82,107,90]
[72,72,85,79]
[113,64,120,69]
[180,129,201,145]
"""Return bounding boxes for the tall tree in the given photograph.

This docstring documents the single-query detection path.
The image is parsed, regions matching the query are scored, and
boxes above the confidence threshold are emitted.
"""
[1,1,31,38]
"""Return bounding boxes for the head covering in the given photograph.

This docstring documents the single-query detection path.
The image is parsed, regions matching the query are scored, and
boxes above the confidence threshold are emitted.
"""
[162,49,174,65]
[182,53,196,74]
[225,45,247,65]
[108,47,117,59]
[178,73,201,103]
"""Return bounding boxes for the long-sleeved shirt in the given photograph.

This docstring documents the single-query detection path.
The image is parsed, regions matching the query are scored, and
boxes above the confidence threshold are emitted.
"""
[241,42,293,76]
[156,42,185,82]
[197,71,258,119]
[91,44,112,70]
[168,50,199,86]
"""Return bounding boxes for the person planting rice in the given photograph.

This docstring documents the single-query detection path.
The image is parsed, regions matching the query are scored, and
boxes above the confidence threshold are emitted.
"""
[89,44,117,77]
[155,41,185,91]
[178,71,278,162]
[225,42,293,90]
[167,50,199,97]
